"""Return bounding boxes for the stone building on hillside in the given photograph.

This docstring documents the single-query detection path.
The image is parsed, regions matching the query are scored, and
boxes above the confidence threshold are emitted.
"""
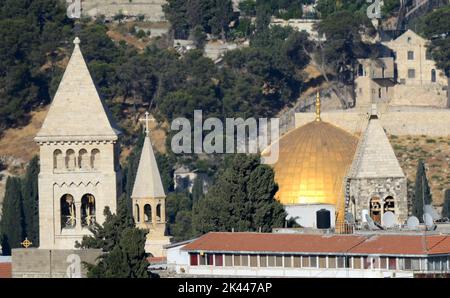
[80,0,167,22]
[355,30,448,108]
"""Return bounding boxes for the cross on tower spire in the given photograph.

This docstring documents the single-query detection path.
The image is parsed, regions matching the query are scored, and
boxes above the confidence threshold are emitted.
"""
[139,112,155,136]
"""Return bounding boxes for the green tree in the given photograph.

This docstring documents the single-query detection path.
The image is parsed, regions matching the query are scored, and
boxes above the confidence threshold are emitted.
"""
[418,6,450,75]
[413,160,432,221]
[0,177,25,255]
[77,196,149,278]
[443,190,450,219]
[21,156,40,246]
[192,154,286,234]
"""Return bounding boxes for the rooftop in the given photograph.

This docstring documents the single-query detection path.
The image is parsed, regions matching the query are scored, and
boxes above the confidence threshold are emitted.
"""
[182,232,450,256]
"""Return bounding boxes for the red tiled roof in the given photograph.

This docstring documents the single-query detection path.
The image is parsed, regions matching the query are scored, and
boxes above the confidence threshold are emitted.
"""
[182,232,450,256]
[147,256,167,264]
[0,263,12,278]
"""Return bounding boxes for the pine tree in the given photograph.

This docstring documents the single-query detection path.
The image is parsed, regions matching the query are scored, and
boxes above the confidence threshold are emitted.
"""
[77,196,149,278]
[413,160,432,221]
[21,156,39,246]
[0,177,25,255]
[192,154,287,234]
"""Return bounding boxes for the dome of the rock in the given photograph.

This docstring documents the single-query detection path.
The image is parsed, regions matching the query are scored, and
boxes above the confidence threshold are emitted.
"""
[269,120,359,207]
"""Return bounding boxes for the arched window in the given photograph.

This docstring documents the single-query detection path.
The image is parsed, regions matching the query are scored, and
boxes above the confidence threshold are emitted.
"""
[61,194,76,229]
[431,69,436,83]
[370,197,382,223]
[53,149,63,170]
[384,196,395,213]
[156,204,161,222]
[135,204,140,223]
[358,64,364,76]
[78,149,88,169]
[144,204,152,222]
[66,149,76,170]
[91,149,100,169]
[81,194,96,227]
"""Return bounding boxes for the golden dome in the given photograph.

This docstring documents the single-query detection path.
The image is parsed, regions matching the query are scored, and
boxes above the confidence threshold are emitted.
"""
[270,121,358,206]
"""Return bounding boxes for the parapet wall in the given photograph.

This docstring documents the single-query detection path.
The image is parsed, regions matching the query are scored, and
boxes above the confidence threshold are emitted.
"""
[81,0,167,21]
[294,107,450,136]
[12,248,102,278]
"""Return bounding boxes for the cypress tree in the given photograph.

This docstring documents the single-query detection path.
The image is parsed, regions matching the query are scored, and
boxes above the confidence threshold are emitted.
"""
[413,160,432,221]
[21,156,39,246]
[443,189,450,219]
[191,175,204,204]
[0,177,25,255]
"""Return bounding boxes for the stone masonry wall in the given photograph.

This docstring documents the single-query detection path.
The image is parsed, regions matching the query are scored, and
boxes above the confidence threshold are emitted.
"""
[12,248,102,278]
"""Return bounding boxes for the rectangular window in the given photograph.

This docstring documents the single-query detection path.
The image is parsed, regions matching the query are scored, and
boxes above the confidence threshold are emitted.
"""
[302,256,310,267]
[214,254,223,267]
[250,255,258,267]
[411,258,421,270]
[404,258,412,270]
[353,257,362,269]
[337,257,346,268]
[408,69,416,78]
[284,255,292,268]
[275,255,283,267]
[310,256,317,268]
[380,257,388,269]
[268,255,275,267]
[363,257,371,269]
[260,255,267,267]
[388,258,397,270]
[293,256,301,268]
[225,255,233,266]
[408,50,414,60]
[190,254,198,266]
[207,254,214,266]
[319,256,327,268]
[199,254,206,265]
[328,256,336,268]
[241,255,249,267]
[234,255,241,266]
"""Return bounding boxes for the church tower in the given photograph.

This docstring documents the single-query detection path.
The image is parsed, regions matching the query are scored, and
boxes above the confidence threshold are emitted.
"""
[132,113,171,257]
[34,38,121,249]
[346,104,408,225]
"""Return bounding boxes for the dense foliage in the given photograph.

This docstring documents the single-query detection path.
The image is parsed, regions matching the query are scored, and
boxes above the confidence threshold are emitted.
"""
[76,196,150,278]
[419,5,450,75]
[0,158,39,254]
[0,0,73,133]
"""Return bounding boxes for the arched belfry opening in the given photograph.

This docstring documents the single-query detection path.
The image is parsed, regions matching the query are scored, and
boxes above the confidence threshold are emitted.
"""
[91,149,100,169]
[370,197,382,223]
[144,204,152,222]
[66,149,76,169]
[156,204,162,222]
[384,196,395,213]
[135,204,140,223]
[61,194,76,229]
[81,194,96,227]
[78,149,89,169]
[53,149,63,170]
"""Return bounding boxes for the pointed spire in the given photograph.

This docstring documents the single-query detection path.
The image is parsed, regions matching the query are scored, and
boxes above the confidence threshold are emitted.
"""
[348,105,405,179]
[315,90,321,122]
[35,37,120,142]
[132,133,166,199]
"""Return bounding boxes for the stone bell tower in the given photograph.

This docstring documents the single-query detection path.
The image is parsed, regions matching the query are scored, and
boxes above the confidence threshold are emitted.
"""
[132,113,171,256]
[34,37,122,250]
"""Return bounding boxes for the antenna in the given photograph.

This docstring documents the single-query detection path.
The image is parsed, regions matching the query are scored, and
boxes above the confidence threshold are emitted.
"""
[406,216,420,230]
[381,211,395,228]
[424,205,441,221]
[423,213,437,231]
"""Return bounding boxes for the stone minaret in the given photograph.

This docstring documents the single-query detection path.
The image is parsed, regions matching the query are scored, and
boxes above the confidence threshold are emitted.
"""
[132,113,171,256]
[34,37,121,249]
[347,104,407,225]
